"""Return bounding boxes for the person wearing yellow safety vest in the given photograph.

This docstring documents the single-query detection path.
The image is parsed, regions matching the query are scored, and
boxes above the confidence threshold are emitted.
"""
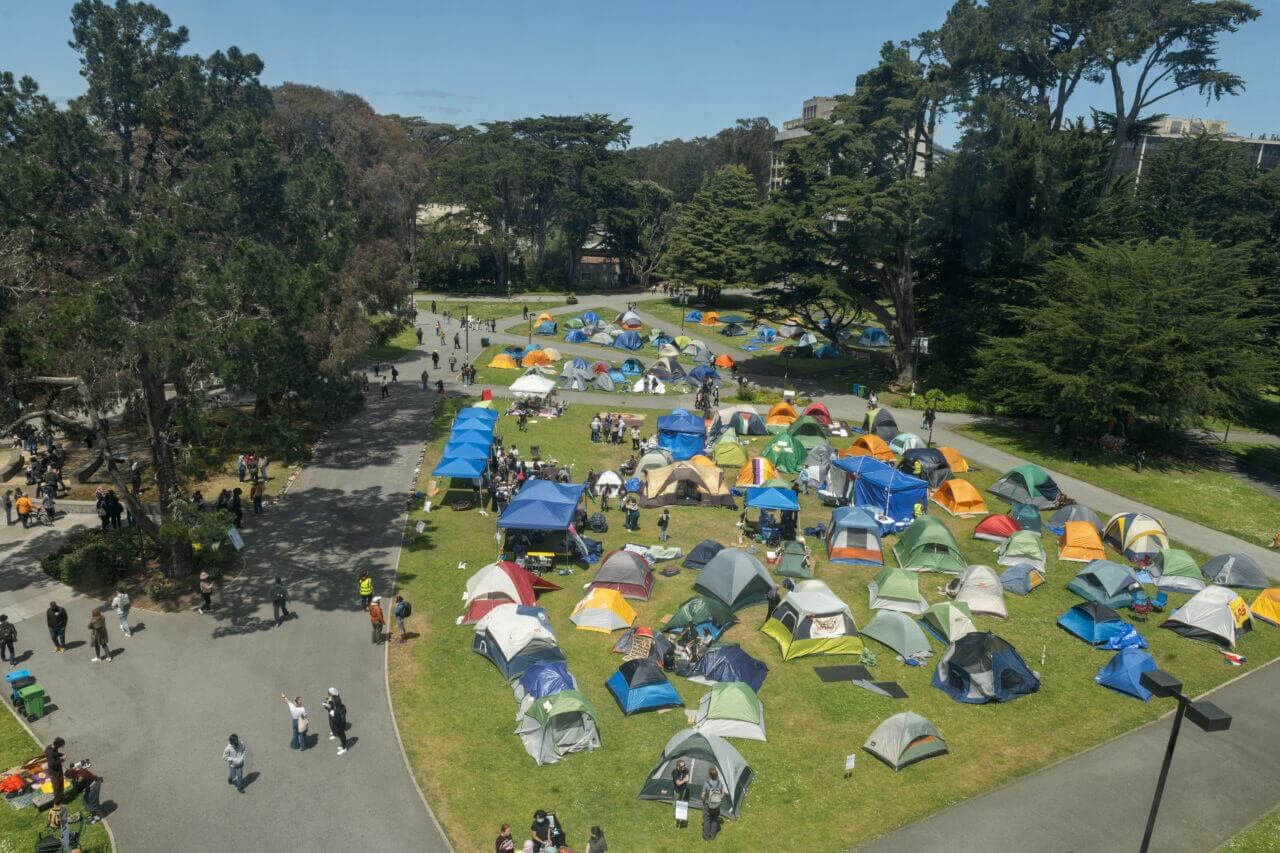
[357,572,374,610]
[912,459,923,478]
[913,502,924,519]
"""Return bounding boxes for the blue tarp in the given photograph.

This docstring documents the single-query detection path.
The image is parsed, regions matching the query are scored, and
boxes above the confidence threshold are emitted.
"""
[433,455,487,477]
[564,330,589,343]
[581,311,600,324]
[831,456,893,478]
[657,408,707,461]
[517,660,576,701]
[688,365,722,385]
[745,486,800,512]
[569,356,588,370]
[498,480,587,530]
[624,476,641,494]
[457,407,498,423]
[690,645,768,694]
[1095,648,1156,700]
[521,344,542,356]
[1057,603,1130,646]
[535,321,556,334]
[685,310,702,322]
[854,467,928,532]
[613,330,644,350]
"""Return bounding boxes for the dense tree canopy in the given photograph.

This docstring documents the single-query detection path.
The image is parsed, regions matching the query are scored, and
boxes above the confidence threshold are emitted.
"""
[661,165,761,301]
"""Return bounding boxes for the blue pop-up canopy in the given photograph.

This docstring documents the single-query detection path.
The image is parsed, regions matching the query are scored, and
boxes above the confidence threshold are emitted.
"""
[498,480,587,530]
[457,407,498,424]
[433,455,488,478]
[854,466,928,532]
[449,423,494,442]
[745,486,800,512]
[441,439,490,458]
[657,408,707,461]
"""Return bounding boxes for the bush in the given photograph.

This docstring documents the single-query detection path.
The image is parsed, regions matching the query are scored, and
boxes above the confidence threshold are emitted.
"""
[368,313,407,346]
[41,528,153,588]
[146,574,175,601]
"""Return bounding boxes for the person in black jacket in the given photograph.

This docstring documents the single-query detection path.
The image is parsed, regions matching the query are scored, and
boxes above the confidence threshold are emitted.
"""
[271,578,290,627]
[46,601,68,652]
[323,688,349,755]
[0,615,17,665]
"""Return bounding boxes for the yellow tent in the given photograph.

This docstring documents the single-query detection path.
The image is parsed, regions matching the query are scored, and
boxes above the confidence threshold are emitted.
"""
[488,353,519,369]
[765,401,798,427]
[522,350,553,367]
[535,312,554,324]
[930,480,987,516]
[1251,588,1280,626]
[1057,521,1105,563]
[569,588,637,633]
[841,435,894,462]
[938,446,970,474]
[700,311,721,326]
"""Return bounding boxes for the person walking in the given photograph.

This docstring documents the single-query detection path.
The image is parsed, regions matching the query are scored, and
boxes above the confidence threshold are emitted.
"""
[420,369,429,390]
[380,375,390,398]
[0,615,17,666]
[431,351,439,369]
[258,454,269,482]
[230,487,244,528]
[199,572,215,614]
[357,572,373,609]
[368,597,385,645]
[222,734,246,793]
[46,601,68,652]
[453,332,460,350]
[586,826,608,853]
[280,694,308,751]
[2,489,12,526]
[393,596,412,643]
[88,607,112,662]
[250,480,264,515]
[110,589,132,638]
[415,326,424,345]
[448,354,457,374]
[390,365,399,383]
[701,766,725,840]
[15,491,32,529]
[323,688,349,755]
[271,577,291,626]
[631,426,640,451]
[658,508,670,543]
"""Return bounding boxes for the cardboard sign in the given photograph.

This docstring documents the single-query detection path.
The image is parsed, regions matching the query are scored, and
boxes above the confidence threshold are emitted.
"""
[414,521,426,534]
[674,800,689,822]
[226,527,244,551]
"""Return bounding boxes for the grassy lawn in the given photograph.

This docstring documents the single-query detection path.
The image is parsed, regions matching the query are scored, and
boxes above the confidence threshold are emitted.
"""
[416,298,564,324]
[0,707,111,853]
[389,402,1280,852]
[364,322,420,364]
[957,422,1280,549]
[1219,806,1280,852]
[635,294,759,331]
[1225,443,1280,481]
[1204,392,1280,439]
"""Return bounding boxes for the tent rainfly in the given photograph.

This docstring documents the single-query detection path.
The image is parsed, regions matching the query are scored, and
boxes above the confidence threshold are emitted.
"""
[1057,521,1106,563]
[921,601,977,644]
[760,580,862,660]
[1161,585,1252,648]
[589,550,655,600]
[694,682,767,741]
[996,530,1046,571]
[514,689,600,765]
[988,464,1060,509]
[1104,513,1169,563]
[864,711,948,771]
[825,506,883,565]
[687,645,769,694]
[1202,554,1269,590]
[932,632,1040,704]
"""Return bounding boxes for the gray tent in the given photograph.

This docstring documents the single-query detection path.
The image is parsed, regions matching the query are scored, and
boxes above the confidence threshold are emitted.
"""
[864,712,948,771]
[694,549,776,611]
[804,441,834,478]
[1048,504,1102,533]
[590,331,615,345]
[514,689,601,765]
[638,729,754,819]
[593,373,616,392]
[562,376,589,391]
[1068,560,1140,608]
[1201,554,1269,589]
[637,448,674,474]
[561,364,592,381]
[1000,563,1046,596]
[860,611,931,659]
[589,550,655,600]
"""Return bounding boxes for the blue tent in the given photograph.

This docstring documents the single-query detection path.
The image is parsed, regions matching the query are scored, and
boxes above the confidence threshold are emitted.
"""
[745,486,800,512]
[620,358,645,376]
[854,467,928,532]
[607,369,626,383]
[721,323,746,337]
[535,320,556,335]
[452,416,495,433]
[498,480,587,530]
[457,407,498,424]
[582,311,600,324]
[614,330,644,351]
[433,455,487,478]
[624,476,641,494]
[754,327,776,342]
[932,632,1040,704]
[521,344,542,356]
[814,344,841,359]
[858,327,890,348]
[472,607,563,680]
[503,345,525,356]
[690,645,769,694]
[1095,648,1157,701]
[449,425,494,445]
[688,365,722,386]
[517,660,576,702]
[685,310,702,322]
[657,408,707,461]
[605,659,684,715]
[1011,502,1042,533]
[441,440,490,460]
[569,357,588,370]
[564,330,589,343]
[1057,602,1130,646]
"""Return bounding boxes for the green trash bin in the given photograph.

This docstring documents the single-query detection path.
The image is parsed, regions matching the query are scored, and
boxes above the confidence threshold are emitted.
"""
[19,683,44,721]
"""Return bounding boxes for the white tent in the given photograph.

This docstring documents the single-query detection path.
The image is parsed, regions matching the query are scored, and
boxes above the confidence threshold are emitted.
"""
[657,343,680,358]
[593,470,623,495]
[947,565,1008,618]
[510,374,557,397]
[632,377,666,394]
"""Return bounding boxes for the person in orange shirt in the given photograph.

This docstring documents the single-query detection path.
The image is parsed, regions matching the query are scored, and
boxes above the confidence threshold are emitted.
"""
[368,596,385,645]
[14,491,33,529]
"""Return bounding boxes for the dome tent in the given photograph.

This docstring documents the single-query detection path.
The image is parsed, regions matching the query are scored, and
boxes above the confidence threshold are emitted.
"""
[760,580,863,660]
[762,433,807,474]
[920,601,977,644]
[656,408,708,461]
[620,357,645,375]
[725,411,768,436]
[825,506,883,565]
[931,479,988,516]
[687,644,768,694]
[711,433,749,467]
[893,516,967,574]
[1057,601,1134,647]
[1250,588,1280,626]
[858,327,891,348]
[534,320,556,335]
[946,564,1008,618]
[802,401,832,425]
[1068,560,1141,608]
[864,711,948,771]
[889,433,927,456]
[512,660,577,713]
[843,434,895,462]
[641,461,736,509]
[1057,521,1106,563]
[1161,585,1252,649]
[614,330,644,350]
[996,530,1047,571]
[765,401,799,428]
[868,566,928,615]
[662,595,737,636]
[932,632,1040,704]
[695,549,776,611]
[472,606,564,681]
[973,514,1020,542]
[570,587,637,633]
[589,549,655,600]
[606,659,683,715]
[988,464,1060,509]
[1000,564,1046,596]
[694,681,767,742]
[862,407,900,441]
[1048,504,1102,534]
[682,539,725,571]
[638,729,754,820]
[736,457,777,487]
[488,353,519,369]
[1095,648,1158,701]
[514,689,600,765]
[861,610,931,659]
[1104,512,1169,563]
[897,448,953,488]
[1151,548,1207,593]
[460,561,562,625]
[1202,554,1269,589]
[637,448,674,475]
[937,446,971,473]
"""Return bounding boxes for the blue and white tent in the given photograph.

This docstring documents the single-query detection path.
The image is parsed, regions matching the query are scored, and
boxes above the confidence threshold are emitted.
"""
[614,330,644,351]
[854,467,928,533]
[745,486,800,512]
[858,327,890,348]
[606,659,684,715]
[497,480,587,531]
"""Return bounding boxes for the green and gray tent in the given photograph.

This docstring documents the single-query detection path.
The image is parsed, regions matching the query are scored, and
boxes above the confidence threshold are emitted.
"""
[662,595,737,634]
[776,539,813,579]
[893,516,967,574]
[988,464,1061,509]
[762,433,807,474]
[639,729,754,819]
[694,549,777,611]
[787,415,828,449]
[1152,548,1207,594]
[1068,560,1140,608]
[694,682,767,741]
[864,711,948,771]
[996,530,1047,571]
[861,610,931,659]
[921,601,977,644]
[514,689,601,766]
[869,566,927,614]
[711,432,749,468]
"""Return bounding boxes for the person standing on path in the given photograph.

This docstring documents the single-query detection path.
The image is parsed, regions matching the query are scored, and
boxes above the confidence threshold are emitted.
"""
[236,454,247,482]
[415,327,424,345]
[88,607,112,662]
[380,375,390,398]
[230,487,244,528]
[453,332,460,350]
[448,354,457,374]
[0,615,17,666]
[110,590,132,637]
[393,595,411,643]
[46,601,68,652]
[250,480,265,515]
[368,597,385,645]
[357,572,373,610]
[420,369,429,390]
[658,508,670,543]
[222,734,246,793]
[3,489,12,526]
[281,694,308,751]
[45,737,66,805]
[199,572,215,614]
[271,577,291,626]
[15,491,32,529]
[431,351,439,369]
[322,688,349,755]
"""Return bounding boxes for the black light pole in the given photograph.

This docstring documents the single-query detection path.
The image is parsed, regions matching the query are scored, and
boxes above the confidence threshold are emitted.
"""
[1138,669,1233,853]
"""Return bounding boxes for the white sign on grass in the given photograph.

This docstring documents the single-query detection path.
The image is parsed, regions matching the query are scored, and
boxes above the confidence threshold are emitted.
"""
[415,520,426,534]
[674,800,689,822]
[226,527,244,551]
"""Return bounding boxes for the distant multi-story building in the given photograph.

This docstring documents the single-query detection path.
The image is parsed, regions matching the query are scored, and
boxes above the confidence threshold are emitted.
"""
[770,96,838,191]
[1113,116,1280,176]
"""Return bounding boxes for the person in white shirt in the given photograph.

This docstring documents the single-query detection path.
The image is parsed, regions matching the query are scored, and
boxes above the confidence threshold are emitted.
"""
[222,734,246,793]
[110,590,131,637]
[280,694,308,751]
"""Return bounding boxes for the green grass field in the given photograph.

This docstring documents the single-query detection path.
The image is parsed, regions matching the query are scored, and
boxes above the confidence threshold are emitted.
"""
[416,298,564,323]
[0,707,111,853]
[364,323,420,364]
[389,402,1280,851]
[1219,806,1280,852]
[1225,443,1280,481]
[956,422,1280,548]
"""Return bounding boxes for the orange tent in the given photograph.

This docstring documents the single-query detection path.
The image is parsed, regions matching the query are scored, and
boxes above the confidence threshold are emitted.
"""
[937,446,970,474]
[713,354,735,368]
[736,457,777,486]
[765,401,798,427]
[930,480,988,516]
[699,311,721,326]
[1057,521,1105,563]
[534,312,554,324]
[688,454,717,468]
[521,350,552,367]
[841,435,894,462]
[488,353,519,369]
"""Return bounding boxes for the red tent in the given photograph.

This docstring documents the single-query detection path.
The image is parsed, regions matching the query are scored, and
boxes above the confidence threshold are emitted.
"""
[973,514,1020,543]
[802,401,832,426]
[460,561,562,624]
[591,361,612,375]
[588,550,656,600]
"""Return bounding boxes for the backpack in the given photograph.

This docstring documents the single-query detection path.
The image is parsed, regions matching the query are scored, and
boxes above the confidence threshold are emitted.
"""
[396,601,412,618]
[705,784,725,809]
[0,622,15,643]
[589,512,608,532]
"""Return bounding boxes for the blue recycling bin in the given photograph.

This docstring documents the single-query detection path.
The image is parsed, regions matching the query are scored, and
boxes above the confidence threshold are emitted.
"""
[851,383,864,398]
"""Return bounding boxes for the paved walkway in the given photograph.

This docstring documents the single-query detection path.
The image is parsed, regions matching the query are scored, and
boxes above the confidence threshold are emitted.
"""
[1,346,450,851]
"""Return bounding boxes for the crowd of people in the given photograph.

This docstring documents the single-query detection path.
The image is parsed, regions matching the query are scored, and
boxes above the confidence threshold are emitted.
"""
[495,812,609,853]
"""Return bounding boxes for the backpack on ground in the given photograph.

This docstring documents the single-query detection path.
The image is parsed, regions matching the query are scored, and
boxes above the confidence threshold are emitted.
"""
[589,512,608,533]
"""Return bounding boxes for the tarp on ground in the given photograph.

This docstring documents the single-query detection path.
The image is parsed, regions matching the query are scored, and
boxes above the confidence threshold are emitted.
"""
[497,480,586,531]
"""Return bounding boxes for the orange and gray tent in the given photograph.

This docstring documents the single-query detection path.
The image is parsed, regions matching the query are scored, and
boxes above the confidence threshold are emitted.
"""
[488,353,519,369]
[1250,588,1280,626]
[826,506,883,565]
[589,550,656,600]
[1104,513,1169,563]
[713,354,735,368]
[937,446,970,474]
[765,401,798,427]
[641,461,736,509]
[1057,521,1105,562]
[931,480,988,517]
[570,587,638,633]
[842,434,894,462]
[736,457,777,487]
[1161,585,1252,648]
[864,711,947,771]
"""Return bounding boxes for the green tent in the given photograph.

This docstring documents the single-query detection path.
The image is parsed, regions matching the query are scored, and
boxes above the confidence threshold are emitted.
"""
[1152,548,1207,593]
[893,516,967,574]
[694,681,767,741]
[674,335,692,350]
[565,318,584,330]
[662,595,738,633]
[988,463,1060,509]
[787,415,827,449]
[921,601,976,643]
[712,433,749,467]
[861,610,931,658]
[761,477,792,488]
[763,433,807,474]
[870,566,926,614]
[515,689,601,765]
[995,530,1047,570]
[776,539,813,579]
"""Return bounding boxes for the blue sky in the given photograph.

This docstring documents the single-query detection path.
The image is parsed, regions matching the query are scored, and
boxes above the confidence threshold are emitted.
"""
[3,0,1277,147]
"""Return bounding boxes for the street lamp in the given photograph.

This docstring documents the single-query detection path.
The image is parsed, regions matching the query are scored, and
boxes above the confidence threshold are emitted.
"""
[1137,668,1232,853]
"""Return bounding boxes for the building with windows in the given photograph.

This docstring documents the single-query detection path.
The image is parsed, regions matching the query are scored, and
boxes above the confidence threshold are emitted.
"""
[770,96,839,191]
[1113,116,1280,176]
